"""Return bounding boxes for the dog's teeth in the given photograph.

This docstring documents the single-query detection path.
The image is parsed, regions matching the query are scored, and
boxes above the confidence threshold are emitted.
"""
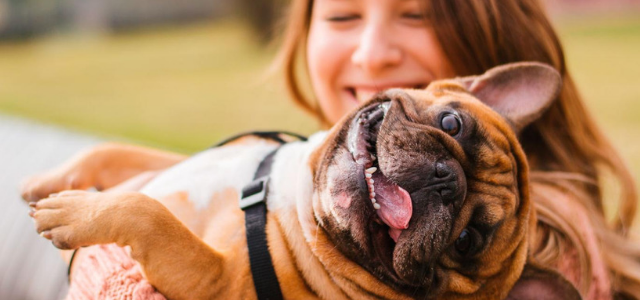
[370,192,376,198]
[371,154,376,161]
[366,167,377,174]
[365,173,372,178]
[369,179,374,184]
[373,203,381,210]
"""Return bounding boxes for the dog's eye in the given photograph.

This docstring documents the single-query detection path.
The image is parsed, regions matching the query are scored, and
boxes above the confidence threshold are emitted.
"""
[455,228,481,257]
[455,229,472,255]
[440,113,461,136]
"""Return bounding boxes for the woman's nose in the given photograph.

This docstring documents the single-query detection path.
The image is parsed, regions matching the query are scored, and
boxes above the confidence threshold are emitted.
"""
[351,23,402,76]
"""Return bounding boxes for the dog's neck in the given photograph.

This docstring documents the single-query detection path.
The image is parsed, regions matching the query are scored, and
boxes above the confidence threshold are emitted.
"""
[266,131,326,213]
[266,131,343,298]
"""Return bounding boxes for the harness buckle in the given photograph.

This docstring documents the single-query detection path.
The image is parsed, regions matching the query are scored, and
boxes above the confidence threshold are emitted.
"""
[240,176,270,210]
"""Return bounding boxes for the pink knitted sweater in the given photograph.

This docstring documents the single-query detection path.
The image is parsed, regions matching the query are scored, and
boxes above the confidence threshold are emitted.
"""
[66,244,166,300]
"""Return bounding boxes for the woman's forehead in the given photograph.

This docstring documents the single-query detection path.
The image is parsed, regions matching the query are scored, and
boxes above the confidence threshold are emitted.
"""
[311,0,426,17]
[313,0,422,5]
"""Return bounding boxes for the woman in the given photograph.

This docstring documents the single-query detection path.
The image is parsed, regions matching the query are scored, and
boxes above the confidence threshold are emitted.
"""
[22,0,640,298]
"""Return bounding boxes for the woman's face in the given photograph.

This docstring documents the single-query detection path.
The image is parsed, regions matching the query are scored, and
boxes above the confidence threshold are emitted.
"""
[307,0,455,125]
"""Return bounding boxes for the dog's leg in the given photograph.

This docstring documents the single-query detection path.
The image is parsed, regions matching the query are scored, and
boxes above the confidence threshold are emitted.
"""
[30,190,225,300]
[57,171,167,266]
[21,143,186,202]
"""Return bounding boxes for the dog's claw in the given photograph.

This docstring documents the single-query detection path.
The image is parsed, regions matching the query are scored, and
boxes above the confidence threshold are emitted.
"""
[40,231,52,239]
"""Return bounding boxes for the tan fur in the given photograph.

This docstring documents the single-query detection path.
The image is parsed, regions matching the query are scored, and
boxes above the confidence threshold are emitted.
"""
[25,66,581,299]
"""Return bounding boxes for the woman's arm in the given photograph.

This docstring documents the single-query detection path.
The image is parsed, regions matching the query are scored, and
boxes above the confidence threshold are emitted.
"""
[20,142,187,202]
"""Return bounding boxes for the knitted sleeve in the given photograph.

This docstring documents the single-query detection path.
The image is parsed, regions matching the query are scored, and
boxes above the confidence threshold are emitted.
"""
[66,244,167,300]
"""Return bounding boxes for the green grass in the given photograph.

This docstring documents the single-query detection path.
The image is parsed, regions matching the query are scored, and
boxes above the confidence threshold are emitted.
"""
[0,20,318,152]
[0,16,638,199]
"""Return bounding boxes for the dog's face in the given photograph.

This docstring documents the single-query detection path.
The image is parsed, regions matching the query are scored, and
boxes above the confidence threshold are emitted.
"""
[309,63,576,299]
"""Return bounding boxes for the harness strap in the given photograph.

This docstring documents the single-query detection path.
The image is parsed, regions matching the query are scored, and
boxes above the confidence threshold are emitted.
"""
[239,131,307,300]
[240,148,283,300]
[212,131,307,148]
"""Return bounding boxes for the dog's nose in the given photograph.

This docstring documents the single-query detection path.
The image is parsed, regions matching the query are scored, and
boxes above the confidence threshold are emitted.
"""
[435,161,451,178]
[432,160,466,207]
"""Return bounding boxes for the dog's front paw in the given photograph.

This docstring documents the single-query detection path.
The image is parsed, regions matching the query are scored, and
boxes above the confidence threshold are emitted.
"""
[29,190,116,249]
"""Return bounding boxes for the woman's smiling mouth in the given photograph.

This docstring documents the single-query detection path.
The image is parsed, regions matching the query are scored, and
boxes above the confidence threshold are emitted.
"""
[346,83,429,104]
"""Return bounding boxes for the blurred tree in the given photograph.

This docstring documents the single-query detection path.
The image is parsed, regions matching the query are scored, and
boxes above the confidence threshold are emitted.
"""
[0,0,60,39]
[0,0,232,40]
[238,0,285,44]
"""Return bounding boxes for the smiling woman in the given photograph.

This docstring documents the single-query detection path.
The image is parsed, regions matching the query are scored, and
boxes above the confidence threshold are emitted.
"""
[15,0,640,299]
[306,0,455,125]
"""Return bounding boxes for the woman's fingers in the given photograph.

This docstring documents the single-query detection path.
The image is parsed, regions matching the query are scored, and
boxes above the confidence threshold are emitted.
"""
[20,168,92,203]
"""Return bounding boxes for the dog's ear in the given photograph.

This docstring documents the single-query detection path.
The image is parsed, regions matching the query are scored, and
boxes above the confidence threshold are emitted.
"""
[507,262,582,300]
[457,62,562,132]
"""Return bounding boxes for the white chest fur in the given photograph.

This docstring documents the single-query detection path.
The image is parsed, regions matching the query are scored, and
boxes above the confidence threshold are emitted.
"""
[140,140,278,211]
[139,132,327,212]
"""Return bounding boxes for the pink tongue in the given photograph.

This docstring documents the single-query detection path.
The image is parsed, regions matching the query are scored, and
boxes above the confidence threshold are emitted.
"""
[372,173,413,240]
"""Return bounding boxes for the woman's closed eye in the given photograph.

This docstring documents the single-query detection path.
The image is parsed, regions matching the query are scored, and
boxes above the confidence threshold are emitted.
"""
[326,13,426,23]
[326,14,360,22]
[400,11,429,25]
[401,12,424,20]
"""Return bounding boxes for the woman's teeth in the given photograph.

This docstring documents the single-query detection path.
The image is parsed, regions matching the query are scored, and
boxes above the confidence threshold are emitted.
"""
[351,85,428,103]
[365,167,379,209]
[356,90,379,103]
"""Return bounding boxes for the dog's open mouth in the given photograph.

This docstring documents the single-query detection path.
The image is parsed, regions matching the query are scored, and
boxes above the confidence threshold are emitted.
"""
[347,101,414,269]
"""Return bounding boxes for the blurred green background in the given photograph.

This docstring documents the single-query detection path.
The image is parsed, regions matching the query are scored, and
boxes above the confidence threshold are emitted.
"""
[0,19,318,152]
[0,2,639,213]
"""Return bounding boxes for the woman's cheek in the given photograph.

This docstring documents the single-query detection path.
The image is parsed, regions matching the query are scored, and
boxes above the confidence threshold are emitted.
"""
[307,26,354,123]
[308,26,348,81]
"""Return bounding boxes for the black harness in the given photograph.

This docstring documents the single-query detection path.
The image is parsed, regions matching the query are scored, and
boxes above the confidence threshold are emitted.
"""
[217,131,307,300]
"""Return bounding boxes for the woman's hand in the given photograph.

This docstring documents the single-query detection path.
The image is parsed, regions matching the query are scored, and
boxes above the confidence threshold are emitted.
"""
[20,142,187,202]
[20,146,104,202]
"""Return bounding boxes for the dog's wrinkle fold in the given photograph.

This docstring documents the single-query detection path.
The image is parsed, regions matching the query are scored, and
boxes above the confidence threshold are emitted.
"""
[388,92,420,123]
[381,119,467,165]
[391,209,451,287]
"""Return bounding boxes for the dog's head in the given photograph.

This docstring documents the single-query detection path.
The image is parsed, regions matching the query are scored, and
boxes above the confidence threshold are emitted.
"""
[309,62,580,299]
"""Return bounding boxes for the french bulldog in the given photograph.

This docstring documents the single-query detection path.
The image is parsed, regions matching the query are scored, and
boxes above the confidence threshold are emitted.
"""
[25,62,581,299]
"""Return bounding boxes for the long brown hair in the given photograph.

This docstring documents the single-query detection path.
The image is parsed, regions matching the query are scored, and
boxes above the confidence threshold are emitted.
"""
[274,0,640,298]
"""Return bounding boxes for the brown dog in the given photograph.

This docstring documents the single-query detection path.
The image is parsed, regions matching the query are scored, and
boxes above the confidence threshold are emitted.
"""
[24,62,581,299]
